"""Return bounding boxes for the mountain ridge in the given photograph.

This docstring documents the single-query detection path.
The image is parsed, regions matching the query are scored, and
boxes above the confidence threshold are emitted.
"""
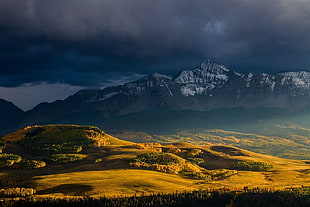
[14,59,310,113]
[3,58,310,134]
[0,98,24,135]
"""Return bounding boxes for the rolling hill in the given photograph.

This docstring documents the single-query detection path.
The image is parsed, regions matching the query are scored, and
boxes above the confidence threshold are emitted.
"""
[1,124,310,198]
[111,124,310,160]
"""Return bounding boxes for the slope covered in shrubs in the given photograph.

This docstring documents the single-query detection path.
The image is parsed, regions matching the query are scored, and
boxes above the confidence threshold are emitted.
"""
[230,161,274,172]
[2,125,109,154]
[0,125,131,168]
[130,151,237,181]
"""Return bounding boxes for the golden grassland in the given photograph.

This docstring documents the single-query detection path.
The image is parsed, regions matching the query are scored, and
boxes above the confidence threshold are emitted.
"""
[0,125,310,198]
[1,144,309,197]
[33,169,199,197]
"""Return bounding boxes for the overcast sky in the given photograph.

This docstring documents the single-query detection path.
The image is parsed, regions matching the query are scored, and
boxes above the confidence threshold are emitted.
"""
[1,0,310,110]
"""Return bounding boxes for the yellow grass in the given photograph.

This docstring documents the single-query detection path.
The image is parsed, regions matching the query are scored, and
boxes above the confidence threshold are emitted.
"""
[7,145,305,197]
[33,169,198,197]
[1,129,310,197]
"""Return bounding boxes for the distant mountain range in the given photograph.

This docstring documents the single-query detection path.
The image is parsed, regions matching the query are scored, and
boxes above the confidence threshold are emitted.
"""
[2,59,310,135]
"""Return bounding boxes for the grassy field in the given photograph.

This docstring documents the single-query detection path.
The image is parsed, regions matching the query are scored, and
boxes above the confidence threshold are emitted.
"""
[1,144,309,197]
[33,169,199,197]
[1,125,310,198]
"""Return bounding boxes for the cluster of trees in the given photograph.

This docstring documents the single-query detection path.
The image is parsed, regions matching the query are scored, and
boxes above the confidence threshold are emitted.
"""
[2,124,106,155]
[187,158,205,165]
[0,153,22,167]
[130,160,233,181]
[166,148,203,158]
[130,152,205,177]
[165,148,209,167]
[23,125,104,133]
[230,161,274,172]
[0,124,107,168]
[130,161,182,174]
[0,148,45,170]
[130,152,236,181]
[205,169,237,181]
[23,126,45,137]
[12,159,46,169]
[134,143,162,152]
[132,147,206,166]
[133,152,184,165]
[130,152,185,175]
[0,187,35,198]
[47,154,87,164]
[2,188,310,207]
[27,143,83,154]
[21,136,92,155]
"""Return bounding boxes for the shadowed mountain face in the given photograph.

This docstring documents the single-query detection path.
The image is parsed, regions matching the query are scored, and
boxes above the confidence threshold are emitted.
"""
[0,99,24,135]
[11,59,310,132]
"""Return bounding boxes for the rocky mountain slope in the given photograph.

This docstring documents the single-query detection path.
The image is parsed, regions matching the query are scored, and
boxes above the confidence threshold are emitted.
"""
[18,59,310,125]
[2,59,310,133]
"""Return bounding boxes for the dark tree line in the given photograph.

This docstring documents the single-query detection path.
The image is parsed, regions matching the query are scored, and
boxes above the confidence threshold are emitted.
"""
[1,188,310,207]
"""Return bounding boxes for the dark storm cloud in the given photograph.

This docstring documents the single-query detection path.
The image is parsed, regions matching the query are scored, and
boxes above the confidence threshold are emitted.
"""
[1,0,310,87]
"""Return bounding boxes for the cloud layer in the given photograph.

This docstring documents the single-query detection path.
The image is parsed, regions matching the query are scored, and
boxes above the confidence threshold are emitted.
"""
[1,0,310,87]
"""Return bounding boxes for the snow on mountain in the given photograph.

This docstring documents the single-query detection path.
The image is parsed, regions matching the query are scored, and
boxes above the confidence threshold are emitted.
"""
[122,73,174,96]
[73,59,310,105]
[102,58,310,106]
[279,71,310,88]
[19,58,310,128]
[174,59,230,84]
[151,73,173,80]
[244,73,254,88]
[174,59,233,96]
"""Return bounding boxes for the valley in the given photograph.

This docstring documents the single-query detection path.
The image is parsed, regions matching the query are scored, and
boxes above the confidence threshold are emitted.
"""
[0,125,310,199]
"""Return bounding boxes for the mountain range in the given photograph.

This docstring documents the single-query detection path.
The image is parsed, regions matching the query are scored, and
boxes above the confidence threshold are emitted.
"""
[2,59,310,134]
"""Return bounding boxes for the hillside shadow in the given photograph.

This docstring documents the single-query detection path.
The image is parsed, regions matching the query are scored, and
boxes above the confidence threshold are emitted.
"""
[211,146,246,156]
[37,184,93,196]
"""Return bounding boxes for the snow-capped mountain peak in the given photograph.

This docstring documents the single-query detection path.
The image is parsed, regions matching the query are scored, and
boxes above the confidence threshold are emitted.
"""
[279,71,310,88]
[173,59,233,96]
[199,58,230,73]
[174,59,230,84]
[19,59,310,128]
[150,73,173,80]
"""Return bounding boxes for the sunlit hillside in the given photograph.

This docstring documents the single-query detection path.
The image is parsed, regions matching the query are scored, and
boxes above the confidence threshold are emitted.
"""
[111,124,310,160]
[0,124,310,199]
